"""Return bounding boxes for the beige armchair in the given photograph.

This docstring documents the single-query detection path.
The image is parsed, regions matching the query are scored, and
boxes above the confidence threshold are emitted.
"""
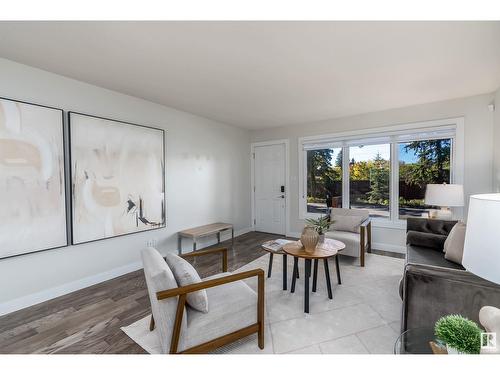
[325,208,372,267]
[141,247,264,354]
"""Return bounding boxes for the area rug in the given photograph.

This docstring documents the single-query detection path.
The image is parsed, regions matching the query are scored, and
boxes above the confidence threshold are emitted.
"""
[122,252,404,354]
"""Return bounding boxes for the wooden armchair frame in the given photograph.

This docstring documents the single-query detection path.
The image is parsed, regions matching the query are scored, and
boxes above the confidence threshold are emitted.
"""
[360,218,372,267]
[154,247,265,354]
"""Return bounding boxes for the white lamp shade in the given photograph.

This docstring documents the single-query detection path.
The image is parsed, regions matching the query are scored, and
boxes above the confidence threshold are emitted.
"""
[462,194,500,284]
[424,184,464,207]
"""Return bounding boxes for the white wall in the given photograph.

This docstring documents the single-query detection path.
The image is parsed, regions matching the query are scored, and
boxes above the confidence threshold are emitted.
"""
[494,87,500,192]
[251,93,496,252]
[0,59,252,315]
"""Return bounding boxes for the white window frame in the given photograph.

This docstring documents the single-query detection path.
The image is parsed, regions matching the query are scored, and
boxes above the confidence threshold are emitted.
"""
[298,117,465,229]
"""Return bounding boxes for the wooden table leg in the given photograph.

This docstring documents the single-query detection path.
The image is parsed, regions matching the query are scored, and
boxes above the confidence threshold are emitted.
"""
[324,258,333,299]
[231,227,234,250]
[193,240,197,251]
[335,255,342,285]
[178,236,182,255]
[267,252,274,278]
[304,259,312,313]
[217,232,221,244]
[312,259,318,292]
[282,254,287,290]
[291,257,298,293]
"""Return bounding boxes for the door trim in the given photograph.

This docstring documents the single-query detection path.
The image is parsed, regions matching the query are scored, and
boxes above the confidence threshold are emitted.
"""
[251,139,290,236]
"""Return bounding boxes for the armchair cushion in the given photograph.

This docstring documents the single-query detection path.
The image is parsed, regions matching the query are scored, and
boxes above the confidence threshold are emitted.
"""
[164,252,209,313]
[331,215,366,233]
[406,230,447,250]
[325,230,367,258]
[330,208,369,233]
[184,272,258,349]
[142,247,187,354]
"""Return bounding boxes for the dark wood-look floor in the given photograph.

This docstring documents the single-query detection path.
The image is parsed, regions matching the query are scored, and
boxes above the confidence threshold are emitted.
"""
[0,231,282,354]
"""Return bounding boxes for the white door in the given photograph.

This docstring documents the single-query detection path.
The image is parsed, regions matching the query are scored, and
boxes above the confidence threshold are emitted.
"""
[254,143,286,234]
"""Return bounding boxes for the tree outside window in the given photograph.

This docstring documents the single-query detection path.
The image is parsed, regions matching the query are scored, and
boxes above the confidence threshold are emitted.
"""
[349,144,390,218]
[306,148,342,213]
[398,139,451,218]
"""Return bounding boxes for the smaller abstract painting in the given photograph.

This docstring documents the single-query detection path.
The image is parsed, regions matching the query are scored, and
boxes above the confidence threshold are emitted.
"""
[69,112,165,245]
[0,97,67,259]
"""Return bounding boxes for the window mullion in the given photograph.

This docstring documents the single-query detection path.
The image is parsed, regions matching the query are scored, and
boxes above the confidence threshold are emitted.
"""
[390,142,399,221]
[342,146,350,209]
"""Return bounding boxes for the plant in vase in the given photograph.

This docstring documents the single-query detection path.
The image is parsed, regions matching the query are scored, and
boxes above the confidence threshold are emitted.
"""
[305,215,332,243]
[435,314,483,354]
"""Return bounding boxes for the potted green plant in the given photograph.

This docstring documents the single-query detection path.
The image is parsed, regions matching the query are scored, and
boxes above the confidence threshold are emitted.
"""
[305,215,332,243]
[434,314,483,354]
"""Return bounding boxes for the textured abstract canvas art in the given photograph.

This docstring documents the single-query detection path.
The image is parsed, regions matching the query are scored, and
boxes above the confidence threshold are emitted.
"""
[0,97,67,259]
[69,112,165,244]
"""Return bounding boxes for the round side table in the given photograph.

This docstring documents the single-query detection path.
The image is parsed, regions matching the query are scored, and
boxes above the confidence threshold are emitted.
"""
[282,238,345,313]
[261,239,295,290]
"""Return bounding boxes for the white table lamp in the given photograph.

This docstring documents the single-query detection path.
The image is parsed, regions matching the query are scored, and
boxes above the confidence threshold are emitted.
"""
[424,183,464,219]
[462,194,500,285]
[462,193,500,354]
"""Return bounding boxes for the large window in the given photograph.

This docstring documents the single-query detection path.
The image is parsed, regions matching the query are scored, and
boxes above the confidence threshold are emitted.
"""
[349,144,390,218]
[306,147,342,213]
[301,122,460,224]
[398,139,451,219]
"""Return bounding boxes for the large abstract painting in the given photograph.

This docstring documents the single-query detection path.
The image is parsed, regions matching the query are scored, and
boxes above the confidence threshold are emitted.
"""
[0,97,67,259]
[69,112,165,244]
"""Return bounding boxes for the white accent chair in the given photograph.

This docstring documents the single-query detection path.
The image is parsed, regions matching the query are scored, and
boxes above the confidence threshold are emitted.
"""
[325,208,372,267]
[141,247,265,354]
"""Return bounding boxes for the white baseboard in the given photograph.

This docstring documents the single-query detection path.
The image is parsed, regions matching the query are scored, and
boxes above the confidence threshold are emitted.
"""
[235,227,252,237]
[0,228,254,317]
[0,261,143,317]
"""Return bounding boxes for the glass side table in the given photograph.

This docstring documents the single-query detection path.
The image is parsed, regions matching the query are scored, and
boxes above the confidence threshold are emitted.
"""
[394,327,442,354]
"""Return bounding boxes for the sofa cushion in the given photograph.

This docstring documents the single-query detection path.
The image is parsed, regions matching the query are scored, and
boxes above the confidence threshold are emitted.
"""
[406,230,447,250]
[184,272,257,350]
[407,245,464,270]
[406,218,458,235]
[164,252,208,313]
[444,222,466,265]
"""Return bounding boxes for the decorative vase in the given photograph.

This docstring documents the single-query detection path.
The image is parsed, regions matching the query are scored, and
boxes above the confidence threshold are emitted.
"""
[301,226,319,253]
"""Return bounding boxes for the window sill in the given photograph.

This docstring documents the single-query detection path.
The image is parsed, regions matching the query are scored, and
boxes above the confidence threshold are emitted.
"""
[301,212,407,230]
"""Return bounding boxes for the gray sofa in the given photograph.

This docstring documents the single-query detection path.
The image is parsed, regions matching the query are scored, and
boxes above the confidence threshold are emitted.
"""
[401,218,500,332]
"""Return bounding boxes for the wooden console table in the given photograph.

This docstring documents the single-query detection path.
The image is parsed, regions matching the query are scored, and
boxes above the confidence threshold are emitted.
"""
[178,223,234,254]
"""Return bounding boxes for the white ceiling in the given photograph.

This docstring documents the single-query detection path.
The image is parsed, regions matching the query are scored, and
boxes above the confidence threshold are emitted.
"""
[0,21,500,129]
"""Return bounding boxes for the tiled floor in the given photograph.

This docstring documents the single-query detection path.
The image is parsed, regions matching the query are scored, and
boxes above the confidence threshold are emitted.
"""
[236,252,404,354]
[122,251,404,354]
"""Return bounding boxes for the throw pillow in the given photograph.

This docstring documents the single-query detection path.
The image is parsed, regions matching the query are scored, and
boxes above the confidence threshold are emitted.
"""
[444,222,467,265]
[164,252,208,313]
[331,215,365,233]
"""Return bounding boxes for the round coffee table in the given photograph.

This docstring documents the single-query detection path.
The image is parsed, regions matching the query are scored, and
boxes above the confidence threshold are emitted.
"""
[282,238,345,313]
